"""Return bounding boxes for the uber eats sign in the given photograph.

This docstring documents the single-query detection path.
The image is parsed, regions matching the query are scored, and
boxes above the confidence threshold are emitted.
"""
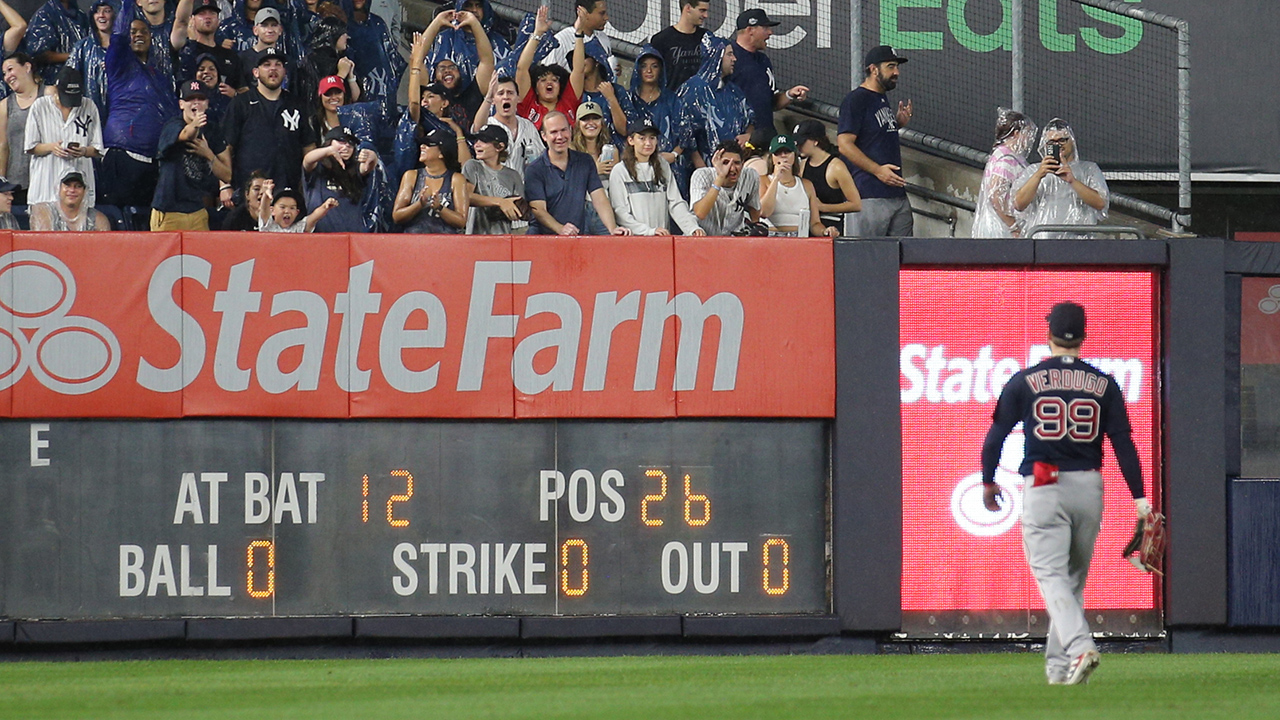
[880,0,1144,54]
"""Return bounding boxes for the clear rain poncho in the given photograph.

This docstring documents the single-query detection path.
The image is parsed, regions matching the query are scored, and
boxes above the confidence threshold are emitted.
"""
[676,35,753,161]
[971,107,1036,238]
[1013,118,1110,239]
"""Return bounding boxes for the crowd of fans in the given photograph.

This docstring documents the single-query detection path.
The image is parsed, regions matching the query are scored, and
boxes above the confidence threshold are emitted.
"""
[0,0,1066,238]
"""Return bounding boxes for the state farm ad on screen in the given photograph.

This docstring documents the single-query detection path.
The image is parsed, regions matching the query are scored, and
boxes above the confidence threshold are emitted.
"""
[900,269,1159,612]
[0,232,834,419]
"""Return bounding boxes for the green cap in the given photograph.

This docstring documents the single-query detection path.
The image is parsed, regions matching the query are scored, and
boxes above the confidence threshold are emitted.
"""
[769,134,796,154]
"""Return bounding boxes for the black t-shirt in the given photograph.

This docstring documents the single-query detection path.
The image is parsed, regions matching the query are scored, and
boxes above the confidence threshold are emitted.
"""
[445,80,484,130]
[649,26,707,90]
[223,86,310,190]
[153,115,228,214]
[222,203,258,231]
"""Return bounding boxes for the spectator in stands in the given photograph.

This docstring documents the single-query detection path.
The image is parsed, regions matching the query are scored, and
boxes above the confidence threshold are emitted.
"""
[135,0,181,82]
[547,0,617,78]
[757,134,836,237]
[689,138,760,236]
[30,171,109,230]
[424,2,503,126]
[472,73,543,176]
[302,125,378,232]
[100,11,179,209]
[609,121,702,237]
[0,53,50,204]
[524,111,627,236]
[0,178,19,229]
[793,119,860,235]
[838,45,913,237]
[462,123,527,234]
[729,9,807,145]
[152,80,231,230]
[66,2,112,123]
[972,107,1036,238]
[26,0,92,85]
[257,178,337,231]
[219,0,268,53]
[237,8,294,89]
[25,66,103,206]
[1012,117,1109,238]
[579,43,629,142]
[221,169,267,230]
[298,15,358,106]
[392,126,468,234]
[341,0,406,114]
[629,45,690,198]
[223,47,313,191]
[570,101,615,184]
[649,0,708,91]
[515,6,584,130]
[193,53,233,126]
[0,1,26,58]
[174,0,242,90]
[678,37,752,169]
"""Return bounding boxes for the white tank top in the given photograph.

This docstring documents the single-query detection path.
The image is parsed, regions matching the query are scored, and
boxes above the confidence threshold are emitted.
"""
[769,175,808,229]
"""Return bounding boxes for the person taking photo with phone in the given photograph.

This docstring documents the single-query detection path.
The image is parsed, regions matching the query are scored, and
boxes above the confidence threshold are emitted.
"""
[1013,118,1108,239]
[25,66,103,206]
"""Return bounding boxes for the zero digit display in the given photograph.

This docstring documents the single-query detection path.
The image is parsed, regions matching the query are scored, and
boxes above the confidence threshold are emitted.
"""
[899,269,1161,636]
[0,419,827,619]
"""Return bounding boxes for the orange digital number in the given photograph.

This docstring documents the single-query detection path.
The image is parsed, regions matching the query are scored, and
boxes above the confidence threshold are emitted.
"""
[386,469,414,527]
[560,539,589,597]
[762,538,790,596]
[246,540,275,599]
[683,474,710,527]
[361,474,370,523]
[640,469,668,527]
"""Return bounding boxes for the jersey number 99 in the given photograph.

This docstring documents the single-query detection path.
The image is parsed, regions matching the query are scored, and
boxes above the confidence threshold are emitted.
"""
[1032,397,1100,442]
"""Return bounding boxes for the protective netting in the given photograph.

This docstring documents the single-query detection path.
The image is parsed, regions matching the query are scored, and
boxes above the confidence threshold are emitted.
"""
[426,1,1179,179]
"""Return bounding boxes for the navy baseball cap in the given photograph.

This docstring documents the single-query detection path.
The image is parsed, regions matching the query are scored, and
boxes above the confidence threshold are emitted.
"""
[0,178,19,194]
[626,120,658,136]
[736,8,780,30]
[421,127,453,147]
[255,47,285,66]
[193,0,219,14]
[271,186,306,209]
[57,66,83,108]
[864,45,908,66]
[1047,302,1086,341]
[472,124,509,146]
[181,80,208,100]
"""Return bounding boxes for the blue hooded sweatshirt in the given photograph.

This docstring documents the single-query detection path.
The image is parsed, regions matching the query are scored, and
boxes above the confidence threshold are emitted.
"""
[341,0,406,116]
[103,5,179,156]
[676,35,753,161]
[25,0,94,85]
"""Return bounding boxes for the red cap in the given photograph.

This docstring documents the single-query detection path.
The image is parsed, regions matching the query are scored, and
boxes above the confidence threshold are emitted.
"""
[318,76,345,96]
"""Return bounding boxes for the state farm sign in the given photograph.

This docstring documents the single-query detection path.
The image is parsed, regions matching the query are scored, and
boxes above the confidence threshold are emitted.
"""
[0,232,834,419]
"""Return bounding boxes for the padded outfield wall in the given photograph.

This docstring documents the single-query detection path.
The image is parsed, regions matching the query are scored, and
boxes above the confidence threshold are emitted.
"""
[0,233,1261,648]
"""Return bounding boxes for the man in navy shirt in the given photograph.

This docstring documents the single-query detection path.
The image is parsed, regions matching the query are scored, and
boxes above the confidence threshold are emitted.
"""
[837,45,914,237]
[728,8,808,147]
[223,47,314,191]
[524,111,629,236]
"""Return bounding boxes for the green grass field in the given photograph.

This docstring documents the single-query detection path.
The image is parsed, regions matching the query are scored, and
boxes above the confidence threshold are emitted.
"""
[2,653,1278,719]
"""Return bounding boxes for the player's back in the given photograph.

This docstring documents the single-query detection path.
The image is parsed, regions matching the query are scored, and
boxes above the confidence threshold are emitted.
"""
[1006,354,1128,474]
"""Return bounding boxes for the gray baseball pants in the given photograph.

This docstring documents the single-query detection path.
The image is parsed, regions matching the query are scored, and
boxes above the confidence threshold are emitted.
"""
[1021,469,1103,680]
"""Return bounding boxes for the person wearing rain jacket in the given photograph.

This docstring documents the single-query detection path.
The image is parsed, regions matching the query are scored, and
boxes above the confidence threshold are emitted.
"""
[421,4,496,130]
[25,0,92,85]
[99,6,180,208]
[677,35,752,169]
[579,38,628,145]
[1012,118,1109,239]
[971,107,1036,238]
[219,0,292,53]
[629,43,691,198]
[425,0,509,96]
[341,0,405,116]
[66,1,113,123]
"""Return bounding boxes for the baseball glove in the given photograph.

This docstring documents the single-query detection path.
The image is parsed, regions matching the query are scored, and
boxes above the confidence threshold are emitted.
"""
[1122,512,1167,575]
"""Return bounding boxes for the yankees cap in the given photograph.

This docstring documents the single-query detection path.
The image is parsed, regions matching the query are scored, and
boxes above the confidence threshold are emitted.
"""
[255,47,285,66]
[864,45,908,66]
[1047,302,1086,341]
[56,66,83,108]
[181,80,208,100]
[255,7,282,25]
[0,178,19,194]
[318,75,345,96]
[323,126,359,146]
[471,124,509,147]
[736,8,780,30]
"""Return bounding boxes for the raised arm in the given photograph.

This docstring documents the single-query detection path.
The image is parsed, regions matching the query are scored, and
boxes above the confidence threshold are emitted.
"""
[459,11,495,92]
[172,0,194,50]
[0,0,26,55]
[568,34,585,100]
[516,6,552,100]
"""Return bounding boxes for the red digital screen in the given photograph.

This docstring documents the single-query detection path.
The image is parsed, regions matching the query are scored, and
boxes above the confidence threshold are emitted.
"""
[900,269,1160,613]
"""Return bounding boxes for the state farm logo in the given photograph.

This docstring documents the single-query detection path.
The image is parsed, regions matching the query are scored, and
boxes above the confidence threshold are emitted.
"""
[950,431,1025,537]
[0,250,120,394]
[1258,284,1280,314]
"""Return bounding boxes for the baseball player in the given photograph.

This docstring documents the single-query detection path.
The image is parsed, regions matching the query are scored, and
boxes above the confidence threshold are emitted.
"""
[981,301,1151,685]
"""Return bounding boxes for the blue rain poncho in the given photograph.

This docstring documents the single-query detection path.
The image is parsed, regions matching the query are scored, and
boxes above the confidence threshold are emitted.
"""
[425,0,511,84]
[676,35,753,161]
[25,0,94,85]
[66,34,110,123]
[341,0,407,116]
[103,7,179,156]
[628,44,691,195]
[579,38,630,146]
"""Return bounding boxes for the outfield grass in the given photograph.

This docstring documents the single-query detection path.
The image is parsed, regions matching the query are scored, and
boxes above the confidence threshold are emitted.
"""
[1,653,1278,719]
